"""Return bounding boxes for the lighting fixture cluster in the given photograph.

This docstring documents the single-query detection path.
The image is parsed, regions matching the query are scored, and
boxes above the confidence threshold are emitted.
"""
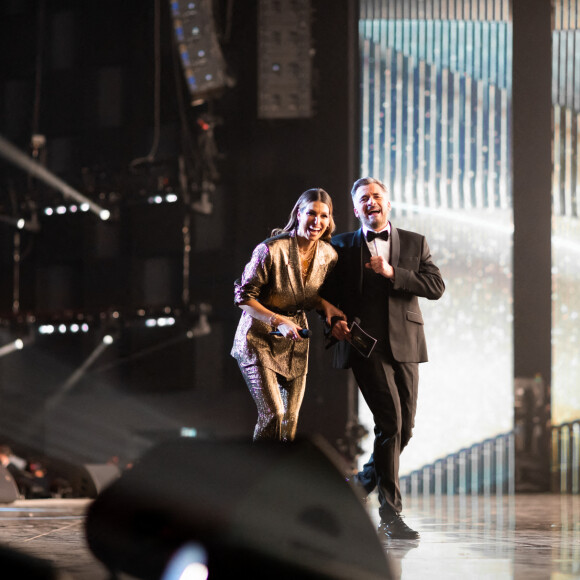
[146,192,179,205]
[44,203,90,216]
[43,203,110,220]
[38,322,91,335]
[144,316,177,328]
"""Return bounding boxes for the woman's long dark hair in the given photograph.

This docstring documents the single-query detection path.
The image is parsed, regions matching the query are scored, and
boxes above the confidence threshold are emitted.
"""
[271,188,335,242]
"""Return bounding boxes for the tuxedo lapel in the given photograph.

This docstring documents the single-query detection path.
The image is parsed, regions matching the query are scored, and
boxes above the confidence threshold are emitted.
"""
[353,229,365,295]
[390,224,400,267]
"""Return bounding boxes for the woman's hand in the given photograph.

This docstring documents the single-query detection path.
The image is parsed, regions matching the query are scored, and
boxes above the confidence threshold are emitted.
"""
[275,317,306,341]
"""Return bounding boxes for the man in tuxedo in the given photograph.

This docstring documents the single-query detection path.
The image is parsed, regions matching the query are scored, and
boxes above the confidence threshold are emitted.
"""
[320,177,445,540]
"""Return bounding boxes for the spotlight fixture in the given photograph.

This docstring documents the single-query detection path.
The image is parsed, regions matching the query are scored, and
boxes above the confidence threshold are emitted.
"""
[0,339,26,358]
[0,135,110,220]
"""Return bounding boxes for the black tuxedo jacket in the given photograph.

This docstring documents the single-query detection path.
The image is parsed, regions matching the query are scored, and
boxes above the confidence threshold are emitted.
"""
[320,226,445,368]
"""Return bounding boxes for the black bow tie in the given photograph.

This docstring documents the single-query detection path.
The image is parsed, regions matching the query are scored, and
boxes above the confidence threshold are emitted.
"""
[366,230,389,242]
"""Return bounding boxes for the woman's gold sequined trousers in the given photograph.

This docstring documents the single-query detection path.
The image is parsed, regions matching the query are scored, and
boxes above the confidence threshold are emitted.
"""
[239,364,307,442]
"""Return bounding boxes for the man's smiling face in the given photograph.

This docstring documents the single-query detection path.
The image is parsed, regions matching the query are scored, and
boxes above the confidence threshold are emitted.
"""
[353,182,391,231]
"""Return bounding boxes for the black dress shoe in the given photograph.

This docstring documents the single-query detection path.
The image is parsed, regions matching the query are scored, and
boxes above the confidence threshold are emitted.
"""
[378,514,420,540]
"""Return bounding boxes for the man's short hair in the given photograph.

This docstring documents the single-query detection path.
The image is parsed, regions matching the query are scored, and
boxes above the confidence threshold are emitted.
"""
[351,177,388,198]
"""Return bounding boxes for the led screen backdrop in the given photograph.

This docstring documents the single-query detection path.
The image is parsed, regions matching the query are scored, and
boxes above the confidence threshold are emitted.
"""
[552,1,580,425]
[358,0,513,474]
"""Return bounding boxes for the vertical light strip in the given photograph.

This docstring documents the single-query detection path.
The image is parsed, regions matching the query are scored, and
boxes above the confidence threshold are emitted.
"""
[553,104,562,217]
[429,61,438,207]
[488,85,496,207]
[417,59,427,207]
[577,113,580,217]
[360,35,371,175]
[475,80,485,208]
[565,107,573,216]
[565,30,575,217]
[499,89,509,209]
[407,54,416,204]
[395,50,404,203]
[552,29,560,217]
[373,41,382,177]
[452,71,462,208]
[559,24,567,216]
[491,22,499,208]
[384,47,393,187]
[576,27,580,217]
[380,13,389,186]
[481,20,490,207]
[435,16,443,207]
[441,68,449,208]
[464,76,473,208]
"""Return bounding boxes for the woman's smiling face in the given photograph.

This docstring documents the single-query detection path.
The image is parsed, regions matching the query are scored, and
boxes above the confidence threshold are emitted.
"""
[296,201,330,242]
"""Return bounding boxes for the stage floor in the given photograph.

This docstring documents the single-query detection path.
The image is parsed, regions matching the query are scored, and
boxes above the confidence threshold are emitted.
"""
[0,493,578,579]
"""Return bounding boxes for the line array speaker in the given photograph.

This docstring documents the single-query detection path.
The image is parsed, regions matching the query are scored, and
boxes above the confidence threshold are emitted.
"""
[257,0,313,119]
[169,0,232,103]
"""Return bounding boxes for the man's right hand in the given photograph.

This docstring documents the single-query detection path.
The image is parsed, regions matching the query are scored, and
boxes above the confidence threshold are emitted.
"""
[331,319,351,341]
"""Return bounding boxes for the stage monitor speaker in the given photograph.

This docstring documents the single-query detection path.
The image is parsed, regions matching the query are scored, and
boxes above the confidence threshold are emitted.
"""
[0,466,20,503]
[86,436,393,580]
[46,460,120,498]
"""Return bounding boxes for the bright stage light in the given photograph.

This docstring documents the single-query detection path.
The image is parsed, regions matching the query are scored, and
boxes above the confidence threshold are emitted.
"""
[102,335,114,345]
[0,338,29,358]
[161,543,208,580]
[99,209,111,221]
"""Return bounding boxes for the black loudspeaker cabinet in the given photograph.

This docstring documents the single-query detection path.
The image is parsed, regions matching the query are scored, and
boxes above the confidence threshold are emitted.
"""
[46,460,120,498]
[86,436,393,580]
[0,466,20,503]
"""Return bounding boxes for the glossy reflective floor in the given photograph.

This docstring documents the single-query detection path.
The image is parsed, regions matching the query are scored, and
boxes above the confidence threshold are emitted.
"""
[0,493,579,579]
[376,493,580,579]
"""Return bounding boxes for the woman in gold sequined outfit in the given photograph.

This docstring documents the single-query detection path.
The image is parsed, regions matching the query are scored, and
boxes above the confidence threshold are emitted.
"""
[231,188,344,442]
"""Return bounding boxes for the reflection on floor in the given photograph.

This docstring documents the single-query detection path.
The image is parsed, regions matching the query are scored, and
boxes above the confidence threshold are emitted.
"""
[0,494,578,579]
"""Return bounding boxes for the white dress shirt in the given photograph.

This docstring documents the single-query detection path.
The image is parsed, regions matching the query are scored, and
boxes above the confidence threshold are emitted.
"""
[363,222,392,262]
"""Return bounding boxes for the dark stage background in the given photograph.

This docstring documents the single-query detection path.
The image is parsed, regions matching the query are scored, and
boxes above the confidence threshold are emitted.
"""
[0,0,361,466]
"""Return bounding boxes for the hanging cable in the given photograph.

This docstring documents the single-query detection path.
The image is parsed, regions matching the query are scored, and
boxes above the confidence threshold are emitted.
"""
[31,0,46,140]
[130,0,162,169]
